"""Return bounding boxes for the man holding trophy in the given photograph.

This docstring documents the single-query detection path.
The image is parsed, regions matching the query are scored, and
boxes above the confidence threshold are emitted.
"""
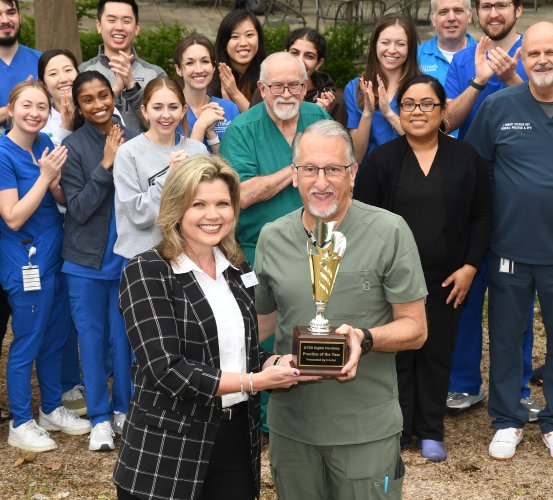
[254,120,428,499]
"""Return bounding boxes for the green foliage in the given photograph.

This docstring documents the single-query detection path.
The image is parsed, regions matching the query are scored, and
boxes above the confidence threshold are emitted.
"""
[19,14,35,48]
[75,0,98,22]
[80,30,103,62]
[323,24,369,89]
[263,24,290,56]
[133,24,195,77]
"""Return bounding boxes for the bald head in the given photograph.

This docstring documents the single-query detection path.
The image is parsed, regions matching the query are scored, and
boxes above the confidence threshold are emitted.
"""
[259,51,307,83]
[522,22,553,52]
[522,22,553,93]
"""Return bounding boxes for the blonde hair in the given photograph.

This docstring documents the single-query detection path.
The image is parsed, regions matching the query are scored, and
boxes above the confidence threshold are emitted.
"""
[8,80,51,115]
[7,81,51,135]
[157,154,244,266]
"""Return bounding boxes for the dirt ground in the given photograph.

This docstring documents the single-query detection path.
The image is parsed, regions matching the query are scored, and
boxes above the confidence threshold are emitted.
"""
[0,302,549,500]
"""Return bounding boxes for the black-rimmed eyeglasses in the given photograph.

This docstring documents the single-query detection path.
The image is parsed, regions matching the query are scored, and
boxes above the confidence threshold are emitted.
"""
[400,101,443,112]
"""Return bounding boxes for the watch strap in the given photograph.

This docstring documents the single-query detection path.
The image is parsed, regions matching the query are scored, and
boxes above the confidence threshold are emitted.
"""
[469,78,486,91]
[360,328,373,354]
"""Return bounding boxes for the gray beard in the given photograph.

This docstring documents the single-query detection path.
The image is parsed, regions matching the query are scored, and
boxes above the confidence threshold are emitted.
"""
[306,200,338,219]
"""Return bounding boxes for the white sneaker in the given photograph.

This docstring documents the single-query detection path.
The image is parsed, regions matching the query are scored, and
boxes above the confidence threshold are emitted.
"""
[542,432,553,458]
[61,384,87,416]
[8,419,57,452]
[112,411,126,435]
[489,427,524,460]
[89,421,115,451]
[39,406,91,435]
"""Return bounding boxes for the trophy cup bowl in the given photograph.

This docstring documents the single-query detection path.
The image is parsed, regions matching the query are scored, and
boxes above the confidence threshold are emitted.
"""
[293,220,349,376]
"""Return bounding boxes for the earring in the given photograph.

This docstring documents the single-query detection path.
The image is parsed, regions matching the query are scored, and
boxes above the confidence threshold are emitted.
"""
[439,116,450,134]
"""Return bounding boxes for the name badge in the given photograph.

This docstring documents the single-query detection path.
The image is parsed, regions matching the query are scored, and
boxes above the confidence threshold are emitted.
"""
[499,258,514,274]
[241,271,259,288]
[22,265,41,291]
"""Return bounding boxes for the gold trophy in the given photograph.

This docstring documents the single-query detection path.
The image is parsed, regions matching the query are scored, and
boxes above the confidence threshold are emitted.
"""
[293,220,348,375]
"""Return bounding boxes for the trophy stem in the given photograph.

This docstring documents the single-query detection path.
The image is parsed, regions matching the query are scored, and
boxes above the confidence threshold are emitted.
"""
[308,301,331,334]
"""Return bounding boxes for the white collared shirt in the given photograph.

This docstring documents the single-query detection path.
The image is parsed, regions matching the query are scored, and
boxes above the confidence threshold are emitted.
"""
[172,247,248,407]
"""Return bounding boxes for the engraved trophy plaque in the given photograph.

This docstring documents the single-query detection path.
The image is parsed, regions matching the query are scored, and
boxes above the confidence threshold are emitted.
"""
[293,219,348,376]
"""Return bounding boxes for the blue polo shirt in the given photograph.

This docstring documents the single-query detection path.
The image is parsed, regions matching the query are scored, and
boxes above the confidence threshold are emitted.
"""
[444,35,526,139]
[0,44,42,127]
[344,76,399,164]
[418,34,476,85]
[465,82,553,265]
[0,132,64,282]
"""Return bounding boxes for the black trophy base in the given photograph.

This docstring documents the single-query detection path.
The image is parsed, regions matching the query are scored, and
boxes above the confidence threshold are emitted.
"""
[292,326,349,376]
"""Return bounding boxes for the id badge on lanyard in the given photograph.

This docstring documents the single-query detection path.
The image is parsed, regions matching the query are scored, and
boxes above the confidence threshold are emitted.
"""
[22,245,41,291]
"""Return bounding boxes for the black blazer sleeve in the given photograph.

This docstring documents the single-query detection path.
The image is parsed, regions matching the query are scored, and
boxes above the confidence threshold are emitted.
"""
[120,254,221,405]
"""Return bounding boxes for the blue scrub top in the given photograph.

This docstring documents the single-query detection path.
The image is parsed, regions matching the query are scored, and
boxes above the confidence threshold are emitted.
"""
[0,132,64,282]
[344,77,400,164]
[0,45,42,128]
[177,95,239,152]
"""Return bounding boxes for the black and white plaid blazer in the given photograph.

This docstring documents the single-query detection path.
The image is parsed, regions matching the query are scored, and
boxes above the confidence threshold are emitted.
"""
[113,249,271,500]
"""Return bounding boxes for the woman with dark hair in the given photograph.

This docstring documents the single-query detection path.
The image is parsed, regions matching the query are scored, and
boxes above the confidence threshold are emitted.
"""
[0,81,90,452]
[354,75,490,461]
[345,13,421,163]
[37,48,89,417]
[113,154,317,500]
[174,34,240,153]
[249,27,347,126]
[210,9,266,112]
[38,49,124,147]
[60,70,139,451]
[37,49,79,146]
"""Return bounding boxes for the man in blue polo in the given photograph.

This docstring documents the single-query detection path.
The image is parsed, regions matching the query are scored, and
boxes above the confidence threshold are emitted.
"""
[0,0,41,131]
[465,21,553,459]
[418,0,475,86]
[445,0,525,139]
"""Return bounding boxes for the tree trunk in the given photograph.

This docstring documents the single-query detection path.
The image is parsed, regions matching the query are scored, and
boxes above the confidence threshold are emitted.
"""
[34,0,82,63]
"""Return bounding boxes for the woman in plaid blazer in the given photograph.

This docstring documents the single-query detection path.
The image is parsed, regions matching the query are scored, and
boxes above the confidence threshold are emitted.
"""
[114,154,317,500]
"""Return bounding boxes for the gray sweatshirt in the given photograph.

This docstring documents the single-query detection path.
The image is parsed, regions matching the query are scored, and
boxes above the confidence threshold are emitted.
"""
[113,133,208,259]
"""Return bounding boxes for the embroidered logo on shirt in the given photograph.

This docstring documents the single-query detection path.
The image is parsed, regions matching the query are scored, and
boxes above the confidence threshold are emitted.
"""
[420,64,438,73]
[500,122,532,131]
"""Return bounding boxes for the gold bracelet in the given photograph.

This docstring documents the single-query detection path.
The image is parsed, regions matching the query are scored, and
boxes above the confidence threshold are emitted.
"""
[239,373,244,395]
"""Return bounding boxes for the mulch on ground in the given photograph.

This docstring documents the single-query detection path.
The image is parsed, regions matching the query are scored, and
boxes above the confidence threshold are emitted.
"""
[0,304,549,499]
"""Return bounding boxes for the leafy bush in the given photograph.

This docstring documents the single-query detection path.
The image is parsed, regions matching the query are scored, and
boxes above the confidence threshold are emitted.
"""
[323,24,369,89]
[19,14,35,48]
[133,24,194,77]
[75,0,97,22]
[80,31,103,62]
[263,24,290,56]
